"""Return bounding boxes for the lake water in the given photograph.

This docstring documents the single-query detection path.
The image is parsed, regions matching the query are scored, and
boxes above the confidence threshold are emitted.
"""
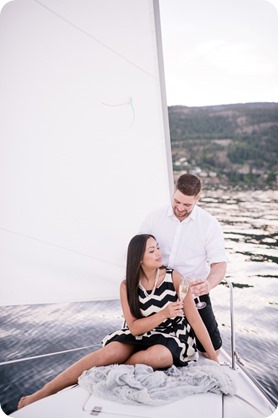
[0,189,277,415]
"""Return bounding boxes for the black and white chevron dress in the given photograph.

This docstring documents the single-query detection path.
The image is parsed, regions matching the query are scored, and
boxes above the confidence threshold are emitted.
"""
[102,269,198,367]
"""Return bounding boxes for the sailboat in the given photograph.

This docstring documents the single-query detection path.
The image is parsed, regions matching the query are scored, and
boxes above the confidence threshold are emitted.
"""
[0,0,276,417]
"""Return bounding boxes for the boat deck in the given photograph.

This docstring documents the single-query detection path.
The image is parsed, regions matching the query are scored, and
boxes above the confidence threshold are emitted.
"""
[9,349,276,418]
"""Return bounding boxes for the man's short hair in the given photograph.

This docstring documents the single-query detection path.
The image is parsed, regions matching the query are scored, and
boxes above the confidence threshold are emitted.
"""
[176,173,202,196]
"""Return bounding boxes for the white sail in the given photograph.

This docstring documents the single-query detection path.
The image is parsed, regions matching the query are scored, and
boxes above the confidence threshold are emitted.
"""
[0,0,173,305]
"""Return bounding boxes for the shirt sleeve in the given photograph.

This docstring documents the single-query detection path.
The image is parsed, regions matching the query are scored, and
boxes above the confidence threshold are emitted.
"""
[205,217,229,264]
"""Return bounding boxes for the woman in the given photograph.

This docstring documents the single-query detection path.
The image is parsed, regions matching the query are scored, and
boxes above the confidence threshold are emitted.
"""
[18,234,218,409]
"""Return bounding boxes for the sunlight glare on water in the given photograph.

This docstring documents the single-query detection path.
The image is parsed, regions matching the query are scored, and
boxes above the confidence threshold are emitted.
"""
[0,189,277,414]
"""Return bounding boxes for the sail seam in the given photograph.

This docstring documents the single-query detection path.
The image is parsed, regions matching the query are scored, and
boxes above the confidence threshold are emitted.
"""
[32,0,156,79]
[0,227,123,267]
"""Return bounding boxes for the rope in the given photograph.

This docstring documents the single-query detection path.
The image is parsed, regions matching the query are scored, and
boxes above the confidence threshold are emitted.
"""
[0,344,100,366]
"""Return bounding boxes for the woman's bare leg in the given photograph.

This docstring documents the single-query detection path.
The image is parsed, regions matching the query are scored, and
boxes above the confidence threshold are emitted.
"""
[125,344,173,369]
[18,342,134,409]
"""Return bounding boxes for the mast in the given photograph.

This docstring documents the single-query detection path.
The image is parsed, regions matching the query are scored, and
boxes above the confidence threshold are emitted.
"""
[153,0,174,195]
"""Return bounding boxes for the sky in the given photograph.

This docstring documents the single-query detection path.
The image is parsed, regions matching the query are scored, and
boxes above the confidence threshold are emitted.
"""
[159,0,278,106]
[1,0,277,107]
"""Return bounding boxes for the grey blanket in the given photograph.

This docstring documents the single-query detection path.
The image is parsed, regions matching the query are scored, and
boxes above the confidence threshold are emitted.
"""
[78,359,236,405]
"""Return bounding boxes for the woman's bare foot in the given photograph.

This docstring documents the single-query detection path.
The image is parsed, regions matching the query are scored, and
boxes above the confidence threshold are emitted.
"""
[17,389,47,409]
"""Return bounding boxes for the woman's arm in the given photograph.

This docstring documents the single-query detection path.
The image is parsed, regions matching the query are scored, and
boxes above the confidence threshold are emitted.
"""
[120,280,183,336]
[184,291,218,362]
[172,271,219,363]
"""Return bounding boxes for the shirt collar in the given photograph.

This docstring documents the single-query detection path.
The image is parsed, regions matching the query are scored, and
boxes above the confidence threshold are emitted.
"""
[167,204,198,222]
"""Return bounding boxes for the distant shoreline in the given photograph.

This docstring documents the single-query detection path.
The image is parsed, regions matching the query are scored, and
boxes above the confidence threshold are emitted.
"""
[169,102,278,190]
[173,171,278,191]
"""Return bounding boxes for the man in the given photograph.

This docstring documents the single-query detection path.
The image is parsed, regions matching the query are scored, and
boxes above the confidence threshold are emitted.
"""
[140,173,228,353]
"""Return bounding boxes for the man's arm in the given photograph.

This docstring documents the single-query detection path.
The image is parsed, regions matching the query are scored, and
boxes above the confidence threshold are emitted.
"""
[190,261,227,296]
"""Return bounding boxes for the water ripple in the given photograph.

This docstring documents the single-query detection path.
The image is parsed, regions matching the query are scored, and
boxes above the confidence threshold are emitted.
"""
[1,190,278,414]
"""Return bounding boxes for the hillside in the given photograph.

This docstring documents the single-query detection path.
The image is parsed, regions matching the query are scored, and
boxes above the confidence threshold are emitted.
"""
[168,102,278,189]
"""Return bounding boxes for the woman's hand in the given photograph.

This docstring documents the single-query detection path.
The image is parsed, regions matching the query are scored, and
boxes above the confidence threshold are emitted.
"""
[162,301,183,318]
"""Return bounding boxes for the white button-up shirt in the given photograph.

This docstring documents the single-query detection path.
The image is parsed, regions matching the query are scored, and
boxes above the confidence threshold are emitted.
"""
[140,204,228,279]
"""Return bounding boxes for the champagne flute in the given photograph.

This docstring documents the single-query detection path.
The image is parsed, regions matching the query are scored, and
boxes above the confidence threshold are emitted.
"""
[179,276,190,301]
[195,295,207,310]
[192,278,207,310]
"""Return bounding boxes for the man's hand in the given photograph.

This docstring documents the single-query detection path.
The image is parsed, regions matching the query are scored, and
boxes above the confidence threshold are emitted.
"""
[190,280,210,297]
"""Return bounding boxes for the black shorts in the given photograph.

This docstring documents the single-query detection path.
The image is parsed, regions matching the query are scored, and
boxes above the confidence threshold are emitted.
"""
[194,294,222,352]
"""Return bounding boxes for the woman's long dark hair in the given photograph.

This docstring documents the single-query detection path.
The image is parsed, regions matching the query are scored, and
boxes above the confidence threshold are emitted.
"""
[125,234,156,319]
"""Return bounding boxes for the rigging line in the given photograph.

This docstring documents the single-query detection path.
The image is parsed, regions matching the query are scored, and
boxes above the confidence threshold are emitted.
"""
[32,0,156,80]
[129,97,135,127]
[0,344,100,366]
[0,227,123,268]
[102,97,135,127]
